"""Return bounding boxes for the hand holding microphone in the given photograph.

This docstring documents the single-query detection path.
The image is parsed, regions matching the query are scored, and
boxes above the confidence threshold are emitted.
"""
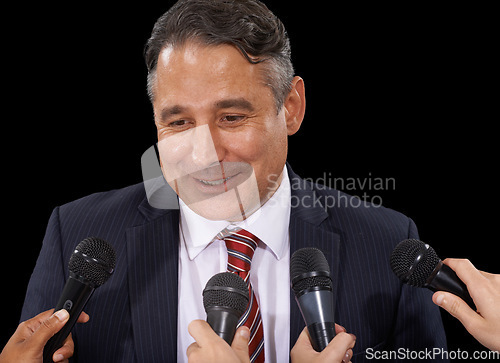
[0,309,89,363]
[187,320,250,363]
[291,325,356,363]
[390,239,500,352]
[290,247,336,352]
[290,248,357,362]
[432,258,500,352]
[2,236,114,363]
[42,237,116,362]
[390,239,475,309]
[186,272,251,363]
[202,272,249,345]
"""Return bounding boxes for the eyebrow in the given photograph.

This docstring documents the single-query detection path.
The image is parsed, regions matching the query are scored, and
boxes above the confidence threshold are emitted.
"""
[159,97,255,122]
[159,105,185,121]
[215,98,255,112]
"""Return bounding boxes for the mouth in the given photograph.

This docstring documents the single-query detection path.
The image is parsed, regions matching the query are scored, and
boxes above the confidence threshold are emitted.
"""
[176,162,253,199]
[196,175,237,186]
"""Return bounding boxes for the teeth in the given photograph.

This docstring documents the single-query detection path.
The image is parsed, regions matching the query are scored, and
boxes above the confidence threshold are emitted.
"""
[198,176,232,186]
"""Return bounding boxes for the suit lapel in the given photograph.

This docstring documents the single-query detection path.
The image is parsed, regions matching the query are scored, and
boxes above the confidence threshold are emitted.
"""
[287,165,341,347]
[126,200,180,361]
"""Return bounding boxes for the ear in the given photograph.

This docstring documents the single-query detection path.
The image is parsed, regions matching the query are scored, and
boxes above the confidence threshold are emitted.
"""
[284,76,306,136]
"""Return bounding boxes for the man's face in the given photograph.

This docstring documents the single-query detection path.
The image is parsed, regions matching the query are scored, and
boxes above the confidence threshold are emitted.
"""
[152,42,303,220]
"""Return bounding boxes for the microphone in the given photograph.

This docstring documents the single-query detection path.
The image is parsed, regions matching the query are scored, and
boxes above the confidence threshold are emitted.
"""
[390,239,475,309]
[202,272,249,345]
[43,237,116,362]
[290,247,335,352]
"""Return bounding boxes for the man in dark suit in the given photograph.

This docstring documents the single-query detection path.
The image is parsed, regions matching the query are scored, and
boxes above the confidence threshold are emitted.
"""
[20,0,447,362]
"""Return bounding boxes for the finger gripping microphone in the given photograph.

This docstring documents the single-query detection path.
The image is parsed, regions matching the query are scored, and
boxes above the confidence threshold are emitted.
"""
[203,272,249,345]
[290,247,335,352]
[390,239,475,310]
[43,237,116,362]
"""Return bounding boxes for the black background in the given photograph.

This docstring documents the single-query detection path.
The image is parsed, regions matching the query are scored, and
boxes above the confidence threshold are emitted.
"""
[3,1,497,359]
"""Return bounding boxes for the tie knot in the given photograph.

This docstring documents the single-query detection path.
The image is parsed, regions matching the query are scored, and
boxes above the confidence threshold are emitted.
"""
[220,228,259,275]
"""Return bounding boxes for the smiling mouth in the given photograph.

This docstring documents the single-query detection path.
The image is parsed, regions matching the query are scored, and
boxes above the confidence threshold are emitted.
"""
[196,175,236,186]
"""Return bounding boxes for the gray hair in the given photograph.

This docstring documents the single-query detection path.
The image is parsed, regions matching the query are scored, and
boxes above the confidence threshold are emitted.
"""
[144,0,295,112]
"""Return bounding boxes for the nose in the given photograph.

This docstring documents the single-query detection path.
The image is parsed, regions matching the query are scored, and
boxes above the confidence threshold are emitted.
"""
[191,124,224,167]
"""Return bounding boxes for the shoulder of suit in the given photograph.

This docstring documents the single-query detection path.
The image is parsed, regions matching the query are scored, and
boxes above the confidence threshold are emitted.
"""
[58,181,147,218]
[61,183,146,208]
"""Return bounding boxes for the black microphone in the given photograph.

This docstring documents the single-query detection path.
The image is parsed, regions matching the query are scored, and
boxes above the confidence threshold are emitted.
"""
[390,239,475,309]
[43,237,116,362]
[202,272,249,345]
[290,247,335,352]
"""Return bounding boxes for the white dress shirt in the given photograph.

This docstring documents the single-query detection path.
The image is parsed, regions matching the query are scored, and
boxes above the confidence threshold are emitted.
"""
[177,167,291,363]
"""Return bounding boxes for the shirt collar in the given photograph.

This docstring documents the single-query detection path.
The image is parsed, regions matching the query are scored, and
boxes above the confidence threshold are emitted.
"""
[179,166,291,261]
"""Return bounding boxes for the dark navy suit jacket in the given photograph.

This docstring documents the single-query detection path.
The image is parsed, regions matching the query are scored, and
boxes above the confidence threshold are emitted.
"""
[21,165,447,362]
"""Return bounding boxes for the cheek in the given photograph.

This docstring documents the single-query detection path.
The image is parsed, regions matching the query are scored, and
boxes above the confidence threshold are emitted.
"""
[222,131,262,161]
[222,121,288,172]
[157,129,199,181]
[158,134,189,164]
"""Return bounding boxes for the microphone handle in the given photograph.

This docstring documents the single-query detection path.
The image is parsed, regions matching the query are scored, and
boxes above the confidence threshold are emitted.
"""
[206,307,240,345]
[425,262,476,310]
[43,275,95,363]
[307,321,336,352]
[295,288,336,352]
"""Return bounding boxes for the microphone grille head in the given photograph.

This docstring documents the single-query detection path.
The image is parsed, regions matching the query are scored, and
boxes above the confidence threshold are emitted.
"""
[203,272,249,316]
[290,247,332,294]
[390,239,440,287]
[68,237,116,287]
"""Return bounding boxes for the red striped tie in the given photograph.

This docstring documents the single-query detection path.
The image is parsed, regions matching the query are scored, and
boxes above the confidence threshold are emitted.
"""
[218,228,265,363]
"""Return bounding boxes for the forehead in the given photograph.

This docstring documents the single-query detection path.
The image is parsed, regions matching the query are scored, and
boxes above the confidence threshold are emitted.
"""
[157,41,255,73]
[153,42,272,108]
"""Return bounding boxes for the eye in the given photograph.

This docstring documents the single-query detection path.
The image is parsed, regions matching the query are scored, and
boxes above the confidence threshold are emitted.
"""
[221,115,245,123]
[167,120,193,129]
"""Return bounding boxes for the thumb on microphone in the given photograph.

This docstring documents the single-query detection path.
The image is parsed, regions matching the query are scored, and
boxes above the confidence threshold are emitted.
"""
[29,309,70,352]
[0,309,90,363]
[0,309,69,363]
[433,291,479,328]
[231,326,250,363]
[290,325,356,363]
[432,290,493,350]
[431,258,484,338]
